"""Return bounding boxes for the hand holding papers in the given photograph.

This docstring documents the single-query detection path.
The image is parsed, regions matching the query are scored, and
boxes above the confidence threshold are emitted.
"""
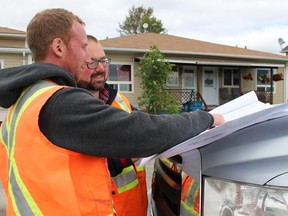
[210,113,225,127]
[140,91,288,166]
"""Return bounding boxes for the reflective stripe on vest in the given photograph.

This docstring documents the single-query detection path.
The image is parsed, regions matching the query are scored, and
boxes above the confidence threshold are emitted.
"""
[180,176,200,216]
[136,165,145,172]
[113,165,138,193]
[110,92,147,215]
[1,80,58,215]
[114,94,131,113]
[112,93,140,193]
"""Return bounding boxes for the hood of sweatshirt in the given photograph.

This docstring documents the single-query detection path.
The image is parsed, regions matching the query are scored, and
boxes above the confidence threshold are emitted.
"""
[0,63,76,108]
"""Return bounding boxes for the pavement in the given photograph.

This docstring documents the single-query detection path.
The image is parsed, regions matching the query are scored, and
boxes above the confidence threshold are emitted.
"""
[0,159,155,215]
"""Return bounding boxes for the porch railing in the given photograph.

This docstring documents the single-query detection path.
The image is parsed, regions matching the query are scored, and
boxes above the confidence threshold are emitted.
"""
[254,91,272,104]
[165,89,208,111]
[164,89,272,112]
[241,91,272,104]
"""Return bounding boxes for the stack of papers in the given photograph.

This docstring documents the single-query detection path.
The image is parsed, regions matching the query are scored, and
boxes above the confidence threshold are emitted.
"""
[140,91,288,165]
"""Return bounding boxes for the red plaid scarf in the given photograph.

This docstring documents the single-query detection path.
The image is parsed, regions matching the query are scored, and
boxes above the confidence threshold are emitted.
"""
[99,88,109,104]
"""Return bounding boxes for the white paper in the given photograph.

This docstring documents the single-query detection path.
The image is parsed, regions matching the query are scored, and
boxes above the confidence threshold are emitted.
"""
[139,91,288,166]
[209,91,271,121]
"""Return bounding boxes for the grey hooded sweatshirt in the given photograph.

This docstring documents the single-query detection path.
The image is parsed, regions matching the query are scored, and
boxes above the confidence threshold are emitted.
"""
[0,63,214,158]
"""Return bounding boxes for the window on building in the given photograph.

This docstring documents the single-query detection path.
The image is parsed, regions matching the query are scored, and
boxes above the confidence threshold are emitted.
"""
[167,66,179,86]
[256,68,275,92]
[167,71,179,86]
[223,68,240,86]
[107,64,133,92]
[182,66,196,89]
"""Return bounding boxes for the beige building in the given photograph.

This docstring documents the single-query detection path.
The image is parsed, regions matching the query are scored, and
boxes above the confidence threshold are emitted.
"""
[0,27,32,120]
[0,27,31,68]
[100,33,288,110]
[1,27,288,113]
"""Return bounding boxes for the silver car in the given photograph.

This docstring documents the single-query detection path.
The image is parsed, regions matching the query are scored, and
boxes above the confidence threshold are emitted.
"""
[151,116,288,216]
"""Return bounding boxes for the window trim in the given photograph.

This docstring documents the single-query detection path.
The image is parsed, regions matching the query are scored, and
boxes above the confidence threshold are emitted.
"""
[107,61,134,93]
[167,70,179,87]
[256,68,276,93]
[182,66,197,89]
[222,68,240,87]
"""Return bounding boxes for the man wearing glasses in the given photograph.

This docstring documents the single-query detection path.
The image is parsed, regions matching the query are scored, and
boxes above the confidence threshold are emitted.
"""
[77,35,148,216]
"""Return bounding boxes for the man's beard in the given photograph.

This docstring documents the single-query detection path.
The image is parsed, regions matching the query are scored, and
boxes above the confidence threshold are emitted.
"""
[90,72,106,91]
[90,80,105,91]
[77,73,106,92]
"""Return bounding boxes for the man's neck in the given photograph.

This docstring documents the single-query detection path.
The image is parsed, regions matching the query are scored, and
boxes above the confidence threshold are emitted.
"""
[90,90,100,99]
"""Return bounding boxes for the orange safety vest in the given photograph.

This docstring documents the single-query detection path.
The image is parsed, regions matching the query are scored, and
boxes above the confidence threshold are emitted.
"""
[160,158,199,216]
[0,80,115,216]
[110,93,148,216]
[180,173,200,216]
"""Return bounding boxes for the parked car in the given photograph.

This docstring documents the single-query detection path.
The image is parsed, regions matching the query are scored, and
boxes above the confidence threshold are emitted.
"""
[150,116,288,216]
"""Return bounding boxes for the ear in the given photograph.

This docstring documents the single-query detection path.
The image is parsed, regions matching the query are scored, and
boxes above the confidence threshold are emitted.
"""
[51,38,65,57]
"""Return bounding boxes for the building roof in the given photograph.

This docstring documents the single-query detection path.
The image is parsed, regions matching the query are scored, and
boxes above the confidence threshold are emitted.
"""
[100,33,288,60]
[0,26,27,51]
[0,26,25,35]
[1,27,287,62]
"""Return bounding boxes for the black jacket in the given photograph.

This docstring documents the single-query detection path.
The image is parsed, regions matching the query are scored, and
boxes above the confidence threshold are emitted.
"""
[0,63,214,159]
[99,83,134,176]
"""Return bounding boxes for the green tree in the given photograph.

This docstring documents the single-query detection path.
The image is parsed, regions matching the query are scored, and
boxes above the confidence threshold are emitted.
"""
[118,5,167,35]
[137,46,179,114]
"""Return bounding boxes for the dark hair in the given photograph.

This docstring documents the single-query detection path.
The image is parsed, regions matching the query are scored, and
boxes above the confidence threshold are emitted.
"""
[26,8,85,61]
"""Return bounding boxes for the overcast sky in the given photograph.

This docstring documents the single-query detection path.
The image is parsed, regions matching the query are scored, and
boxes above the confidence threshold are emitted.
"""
[1,0,288,55]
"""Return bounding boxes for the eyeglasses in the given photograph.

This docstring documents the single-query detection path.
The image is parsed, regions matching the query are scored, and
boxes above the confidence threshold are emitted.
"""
[87,57,111,69]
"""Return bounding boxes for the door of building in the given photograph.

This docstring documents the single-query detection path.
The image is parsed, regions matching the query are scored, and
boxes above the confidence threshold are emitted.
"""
[182,66,197,103]
[202,67,218,105]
